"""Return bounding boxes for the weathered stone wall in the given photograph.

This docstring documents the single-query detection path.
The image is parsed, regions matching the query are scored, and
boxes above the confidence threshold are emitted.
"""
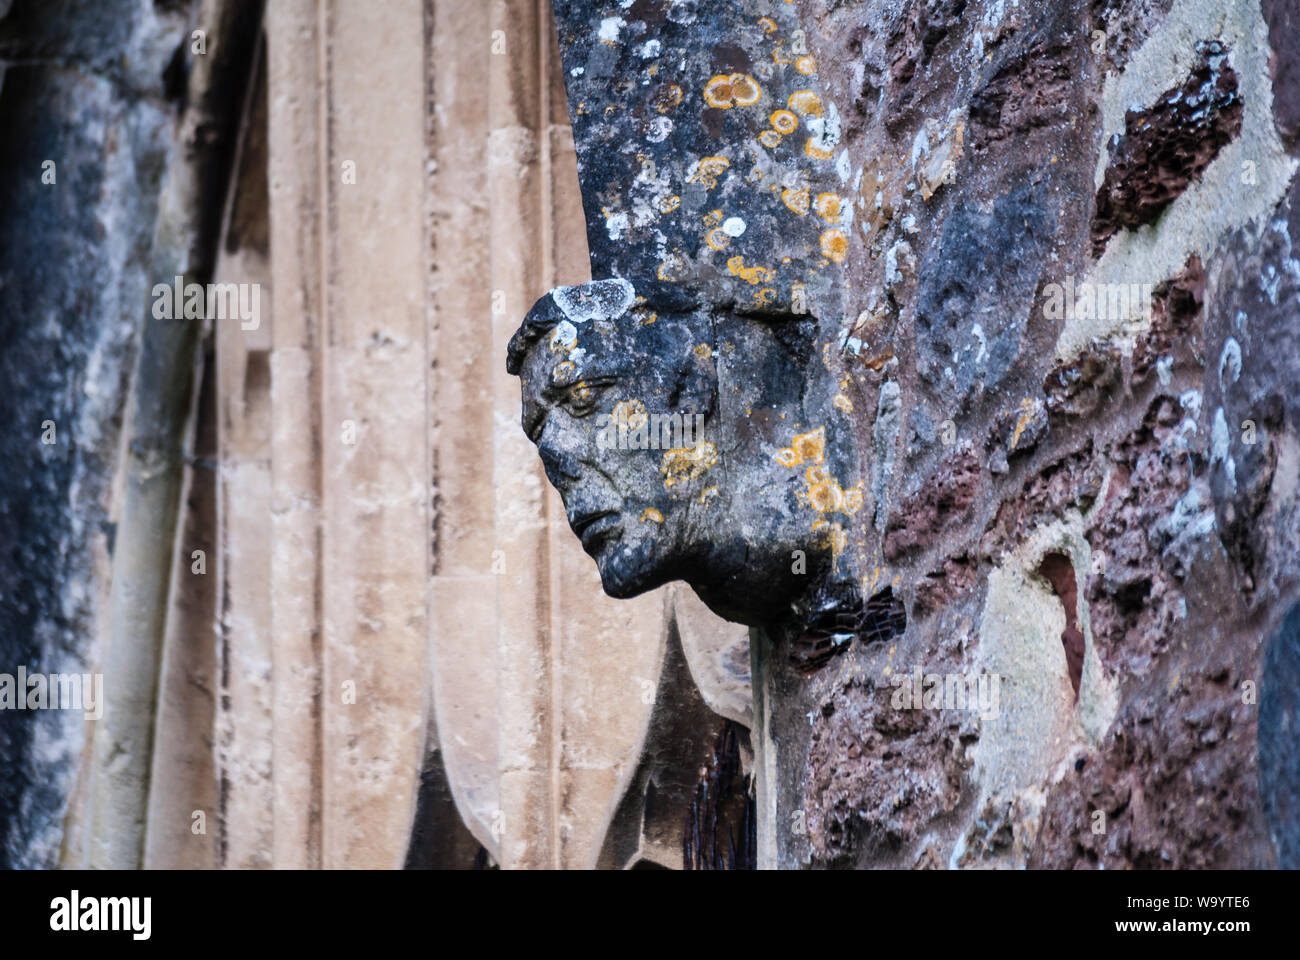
[747,0,1299,868]
[0,0,189,869]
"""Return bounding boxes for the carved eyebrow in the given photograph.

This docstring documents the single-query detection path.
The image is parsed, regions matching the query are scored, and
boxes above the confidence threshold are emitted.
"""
[560,356,634,384]
[539,366,623,404]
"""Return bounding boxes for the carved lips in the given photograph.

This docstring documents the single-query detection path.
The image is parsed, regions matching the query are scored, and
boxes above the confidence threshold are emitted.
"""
[571,509,623,551]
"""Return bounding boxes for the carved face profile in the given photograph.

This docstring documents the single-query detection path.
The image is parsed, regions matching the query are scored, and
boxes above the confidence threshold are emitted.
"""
[508,278,714,600]
[508,277,859,626]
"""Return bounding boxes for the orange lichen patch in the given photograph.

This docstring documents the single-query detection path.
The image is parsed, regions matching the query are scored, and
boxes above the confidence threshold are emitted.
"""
[661,441,718,489]
[833,392,854,414]
[757,16,777,33]
[654,84,683,113]
[693,342,713,359]
[828,523,847,560]
[702,208,723,227]
[730,74,761,104]
[727,256,774,285]
[640,507,664,524]
[820,229,848,263]
[658,195,681,213]
[759,129,783,149]
[781,186,810,215]
[769,109,798,135]
[842,482,864,515]
[804,464,830,487]
[787,90,823,117]
[792,426,826,465]
[703,75,734,107]
[689,156,731,190]
[658,254,687,281]
[613,398,648,431]
[551,360,578,386]
[814,192,843,222]
[810,519,847,559]
[809,479,844,513]
[1008,397,1039,451]
[773,447,801,468]
[806,138,834,161]
[707,228,731,250]
[698,485,720,505]
[639,311,658,325]
[809,484,843,515]
[604,104,619,117]
[704,73,761,109]
[549,324,577,354]
[795,55,817,75]
[863,566,883,596]
[753,287,777,306]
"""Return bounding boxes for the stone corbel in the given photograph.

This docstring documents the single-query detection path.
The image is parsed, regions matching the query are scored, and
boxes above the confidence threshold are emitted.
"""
[508,0,904,662]
[507,0,914,866]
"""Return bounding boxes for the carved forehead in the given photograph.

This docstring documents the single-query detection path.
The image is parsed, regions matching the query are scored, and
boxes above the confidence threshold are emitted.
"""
[510,277,706,383]
[520,311,701,397]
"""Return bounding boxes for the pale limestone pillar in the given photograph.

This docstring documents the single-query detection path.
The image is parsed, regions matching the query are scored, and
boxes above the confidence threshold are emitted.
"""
[427,0,502,855]
[487,0,556,870]
[315,0,430,869]
[212,136,275,869]
[265,0,326,871]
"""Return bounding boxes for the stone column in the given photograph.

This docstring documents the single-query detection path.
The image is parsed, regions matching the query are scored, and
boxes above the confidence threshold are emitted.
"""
[265,0,325,872]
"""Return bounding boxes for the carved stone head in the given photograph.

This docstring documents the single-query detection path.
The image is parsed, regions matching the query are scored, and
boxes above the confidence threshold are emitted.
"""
[507,277,862,626]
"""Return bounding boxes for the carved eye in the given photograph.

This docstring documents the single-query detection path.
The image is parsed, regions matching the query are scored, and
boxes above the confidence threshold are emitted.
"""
[564,381,604,415]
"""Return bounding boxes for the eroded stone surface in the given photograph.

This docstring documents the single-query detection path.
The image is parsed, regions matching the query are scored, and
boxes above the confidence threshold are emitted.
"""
[1092,43,1242,255]
[516,0,1299,870]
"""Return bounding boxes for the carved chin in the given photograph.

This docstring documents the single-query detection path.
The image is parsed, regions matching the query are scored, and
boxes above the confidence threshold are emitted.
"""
[595,535,662,598]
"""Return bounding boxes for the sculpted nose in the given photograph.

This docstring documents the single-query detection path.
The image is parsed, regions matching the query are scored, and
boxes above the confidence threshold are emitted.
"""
[537,432,583,488]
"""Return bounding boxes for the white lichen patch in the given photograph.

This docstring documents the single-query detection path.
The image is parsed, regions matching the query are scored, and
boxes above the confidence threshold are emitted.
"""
[551,278,636,324]
[804,101,842,157]
[1211,405,1238,493]
[721,216,746,237]
[1218,335,1242,389]
[598,16,626,43]
[604,211,630,241]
